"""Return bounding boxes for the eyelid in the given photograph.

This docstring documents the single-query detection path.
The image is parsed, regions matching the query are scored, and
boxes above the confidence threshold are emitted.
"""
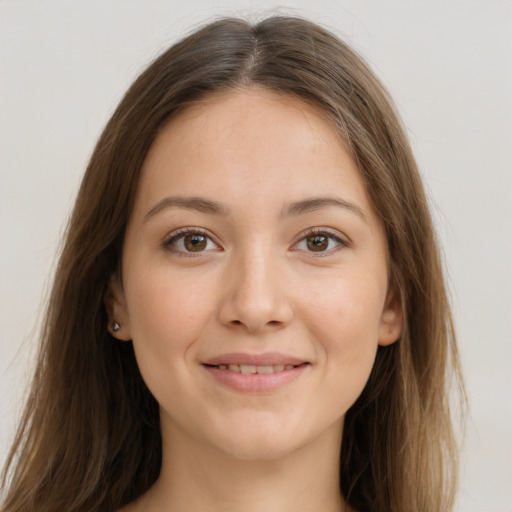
[162,227,221,256]
[162,226,349,257]
[290,227,350,255]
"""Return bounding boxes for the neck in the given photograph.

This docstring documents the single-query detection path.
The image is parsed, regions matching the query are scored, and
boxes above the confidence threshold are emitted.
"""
[141,417,347,512]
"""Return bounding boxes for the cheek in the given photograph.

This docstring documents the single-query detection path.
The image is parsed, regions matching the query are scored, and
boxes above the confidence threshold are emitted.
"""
[301,271,385,342]
[299,273,385,401]
[124,267,215,370]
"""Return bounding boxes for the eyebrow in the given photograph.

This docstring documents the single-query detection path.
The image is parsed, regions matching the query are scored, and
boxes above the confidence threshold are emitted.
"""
[143,194,367,223]
[281,196,368,223]
[144,196,230,222]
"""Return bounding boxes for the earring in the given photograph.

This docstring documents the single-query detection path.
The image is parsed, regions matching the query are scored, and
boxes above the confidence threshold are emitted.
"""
[112,322,120,333]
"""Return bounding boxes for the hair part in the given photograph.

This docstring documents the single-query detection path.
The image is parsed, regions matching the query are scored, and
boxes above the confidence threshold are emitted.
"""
[2,15,465,512]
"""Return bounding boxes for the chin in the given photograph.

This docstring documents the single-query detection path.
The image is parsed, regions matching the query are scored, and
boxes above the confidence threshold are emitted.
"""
[205,414,320,462]
[218,435,302,462]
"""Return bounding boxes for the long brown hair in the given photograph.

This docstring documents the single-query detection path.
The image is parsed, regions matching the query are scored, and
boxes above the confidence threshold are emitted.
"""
[1,16,464,512]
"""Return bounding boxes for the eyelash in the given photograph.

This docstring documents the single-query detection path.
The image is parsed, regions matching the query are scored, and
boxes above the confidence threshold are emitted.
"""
[162,227,220,257]
[292,228,349,256]
[162,227,348,257]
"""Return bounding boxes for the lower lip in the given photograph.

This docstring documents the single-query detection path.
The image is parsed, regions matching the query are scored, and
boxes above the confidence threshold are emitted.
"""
[202,364,309,393]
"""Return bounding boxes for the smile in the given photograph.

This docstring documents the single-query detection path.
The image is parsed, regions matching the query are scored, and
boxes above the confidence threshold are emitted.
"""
[201,354,310,393]
[208,364,298,374]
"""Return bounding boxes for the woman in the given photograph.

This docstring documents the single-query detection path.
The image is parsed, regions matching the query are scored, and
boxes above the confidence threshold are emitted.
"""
[1,16,464,512]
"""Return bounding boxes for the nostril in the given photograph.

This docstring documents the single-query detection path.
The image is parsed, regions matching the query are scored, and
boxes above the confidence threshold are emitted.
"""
[230,319,281,328]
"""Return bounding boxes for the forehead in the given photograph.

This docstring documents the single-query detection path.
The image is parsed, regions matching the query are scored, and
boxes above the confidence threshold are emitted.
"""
[134,87,372,218]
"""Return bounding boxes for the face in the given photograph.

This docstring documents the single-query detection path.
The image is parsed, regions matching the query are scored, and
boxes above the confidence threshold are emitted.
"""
[107,88,402,461]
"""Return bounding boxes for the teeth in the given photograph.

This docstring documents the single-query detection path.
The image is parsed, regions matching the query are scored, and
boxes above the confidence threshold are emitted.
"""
[256,365,274,374]
[216,364,297,373]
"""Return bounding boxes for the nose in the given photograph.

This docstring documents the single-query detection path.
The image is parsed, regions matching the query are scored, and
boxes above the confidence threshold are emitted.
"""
[217,246,293,334]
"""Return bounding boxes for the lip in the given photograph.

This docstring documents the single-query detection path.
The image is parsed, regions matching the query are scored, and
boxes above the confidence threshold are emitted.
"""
[202,352,308,367]
[201,352,310,393]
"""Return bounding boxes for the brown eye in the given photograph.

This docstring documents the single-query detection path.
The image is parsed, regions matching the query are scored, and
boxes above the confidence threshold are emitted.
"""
[306,235,329,251]
[164,229,219,255]
[184,233,207,252]
[293,230,346,254]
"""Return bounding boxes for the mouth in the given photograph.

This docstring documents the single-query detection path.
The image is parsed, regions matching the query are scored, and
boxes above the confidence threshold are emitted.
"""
[201,353,310,393]
[204,363,306,374]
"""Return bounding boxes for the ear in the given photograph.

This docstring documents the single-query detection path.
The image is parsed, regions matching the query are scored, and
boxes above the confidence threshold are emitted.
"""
[104,274,132,341]
[378,288,403,346]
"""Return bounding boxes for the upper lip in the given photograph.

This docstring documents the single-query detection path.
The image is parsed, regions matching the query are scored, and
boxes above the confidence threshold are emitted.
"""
[202,352,309,366]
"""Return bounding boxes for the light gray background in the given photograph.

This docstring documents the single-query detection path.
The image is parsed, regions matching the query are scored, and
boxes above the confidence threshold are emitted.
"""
[1,1,511,510]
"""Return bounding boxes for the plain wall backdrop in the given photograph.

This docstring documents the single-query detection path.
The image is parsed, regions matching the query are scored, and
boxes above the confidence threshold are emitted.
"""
[1,1,511,510]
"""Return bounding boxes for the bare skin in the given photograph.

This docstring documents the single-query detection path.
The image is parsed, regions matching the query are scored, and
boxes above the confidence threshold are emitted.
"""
[110,87,401,512]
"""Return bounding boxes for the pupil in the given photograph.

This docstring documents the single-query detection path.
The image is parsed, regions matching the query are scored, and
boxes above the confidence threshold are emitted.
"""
[185,234,207,251]
[307,235,328,251]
